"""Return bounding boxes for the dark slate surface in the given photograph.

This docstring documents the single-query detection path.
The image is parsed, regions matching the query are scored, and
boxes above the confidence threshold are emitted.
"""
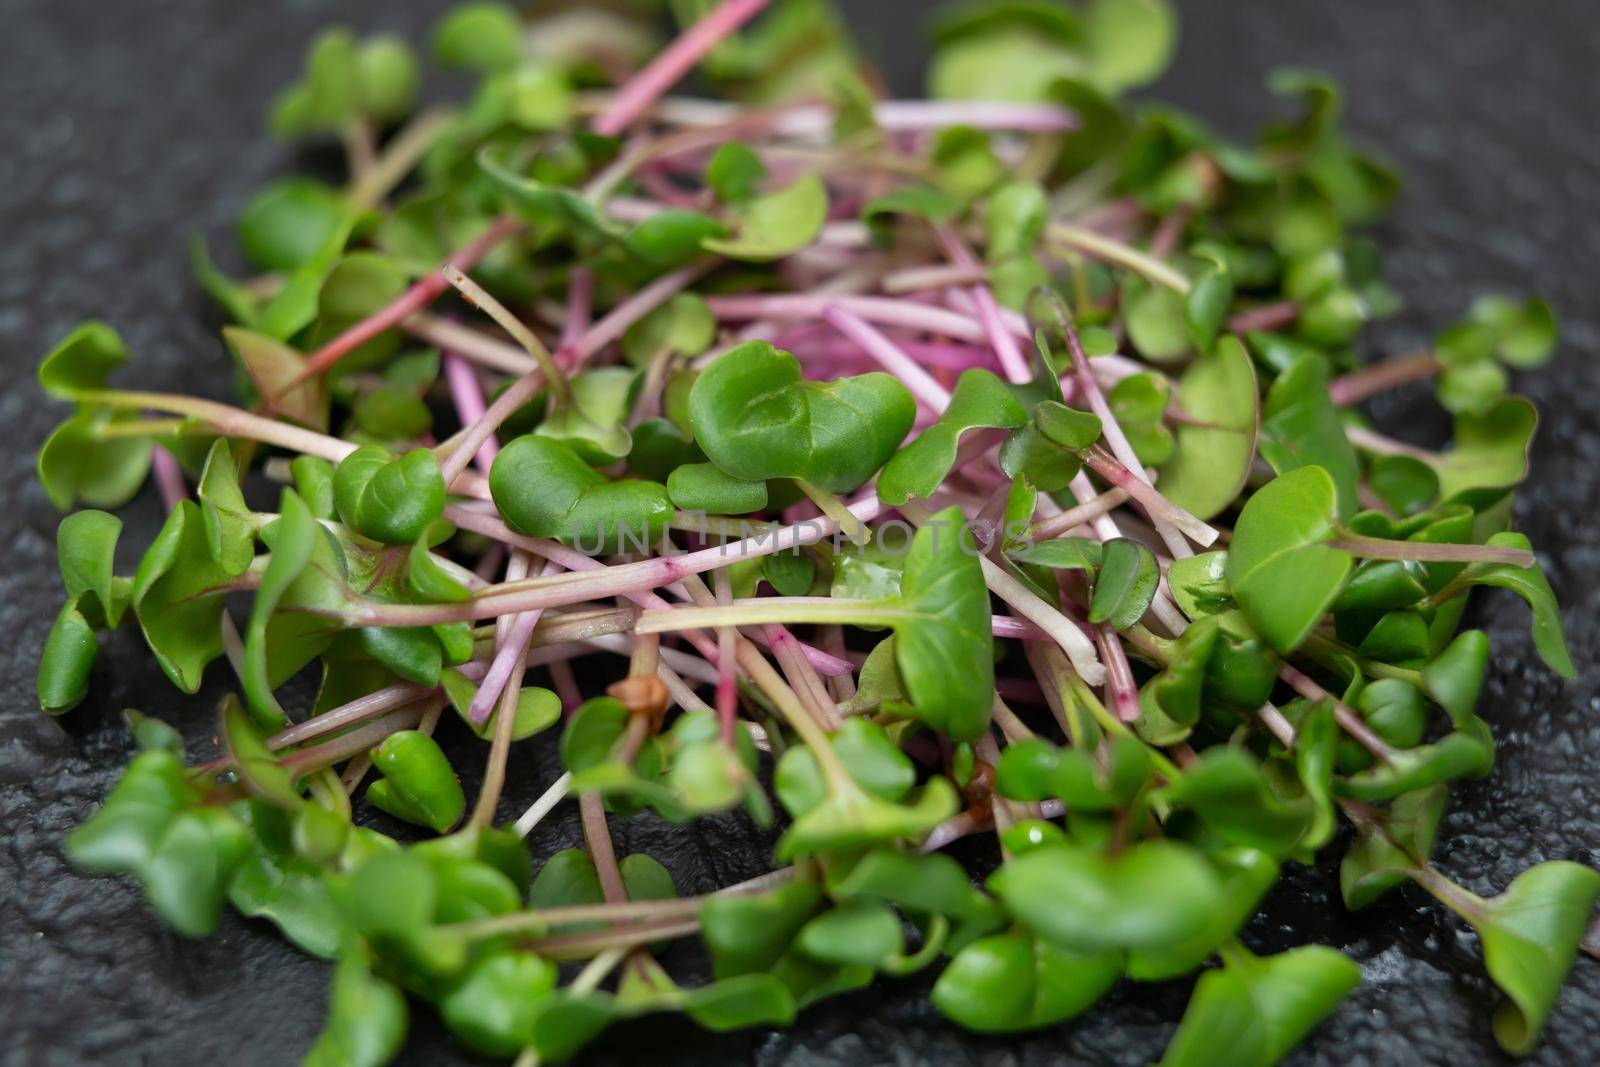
[2,1,1597,1064]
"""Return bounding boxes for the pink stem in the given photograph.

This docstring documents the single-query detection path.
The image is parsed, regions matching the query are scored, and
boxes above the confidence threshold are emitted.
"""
[592,0,774,137]
[706,293,996,345]
[1057,307,1194,560]
[550,657,584,715]
[443,352,498,473]
[151,446,187,512]
[292,216,521,387]
[560,268,594,351]
[442,506,855,678]
[469,558,562,725]
[934,226,1030,384]
[823,305,952,411]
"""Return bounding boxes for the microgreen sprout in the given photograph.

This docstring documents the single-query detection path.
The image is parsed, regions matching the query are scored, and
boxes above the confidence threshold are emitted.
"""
[39,2,1591,1065]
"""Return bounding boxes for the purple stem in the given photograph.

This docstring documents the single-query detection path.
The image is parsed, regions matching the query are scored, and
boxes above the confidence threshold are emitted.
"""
[151,445,187,512]
[593,0,774,137]
[469,558,562,725]
[443,352,499,472]
[823,305,952,411]
[442,505,855,678]
[934,226,1030,383]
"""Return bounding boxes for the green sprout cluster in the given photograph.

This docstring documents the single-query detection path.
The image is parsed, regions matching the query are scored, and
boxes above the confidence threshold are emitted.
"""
[36,2,1594,1065]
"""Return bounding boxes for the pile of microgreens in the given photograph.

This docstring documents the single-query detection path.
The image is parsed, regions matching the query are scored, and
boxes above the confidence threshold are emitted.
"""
[36,1,1596,1064]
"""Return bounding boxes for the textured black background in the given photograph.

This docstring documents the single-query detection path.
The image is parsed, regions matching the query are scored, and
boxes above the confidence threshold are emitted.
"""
[3,1,1598,1064]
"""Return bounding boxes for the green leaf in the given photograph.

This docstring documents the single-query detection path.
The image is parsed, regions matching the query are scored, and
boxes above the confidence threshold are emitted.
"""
[237,177,348,272]
[1156,748,1312,855]
[440,950,558,1057]
[777,777,960,861]
[775,717,916,817]
[38,597,100,713]
[1088,537,1158,629]
[196,440,255,576]
[1226,466,1351,652]
[667,462,768,514]
[702,174,828,261]
[333,446,446,545]
[491,435,672,550]
[621,294,716,365]
[478,146,619,241]
[39,320,128,399]
[1427,396,1536,500]
[932,930,1120,1032]
[442,669,561,742]
[433,2,523,70]
[224,326,330,431]
[1258,353,1360,520]
[888,506,997,740]
[1185,259,1234,349]
[57,509,125,624]
[1443,531,1573,678]
[37,410,155,512]
[878,370,1027,505]
[1125,280,1191,361]
[861,185,963,228]
[243,489,318,727]
[986,182,1049,261]
[1085,0,1178,92]
[1157,944,1360,1067]
[1470,295,1558,369]
[292,455,338,519]
[700,878,824,979]
[368,729,464,833]
[356,34,419,124]
[689,341,915,493]
[1455,862,1599,1054]
[796,899,903,967]
[995,736,1150,811]
[989,841,1229,953]
[1157,336,1258,520]
[303,949,409,1067]
[222,694,301,807]
[1009,536,1102,576]
[1367,455,1439,516]
[1339,785,1447,909]
[706,142,766,204]
[132,501,232,692]
[1167,550,1233,618]
[827,848,996,921]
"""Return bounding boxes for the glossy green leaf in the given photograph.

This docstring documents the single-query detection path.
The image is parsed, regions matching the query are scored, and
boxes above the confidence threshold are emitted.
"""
[1443,532,1573,678]
[1089,537,1158,629]
[878,370,1027,505]
[332,446,445,545]
[37,410,155,512]
[667,462,768,514]
[492,434,671,550]
[689,340,915,493]
[1158,336,1259,520]
[989,841,1228,953]
[1258,353,1359,520]
[1157,944,1360,1067]
[368,729,464,832]
[932,930,1120,1032]
[1464,862,1600,1055]
[1226,466,1351,652]
[39,320,128,399]
[131,501,232,692]
[440,950,558,1057]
